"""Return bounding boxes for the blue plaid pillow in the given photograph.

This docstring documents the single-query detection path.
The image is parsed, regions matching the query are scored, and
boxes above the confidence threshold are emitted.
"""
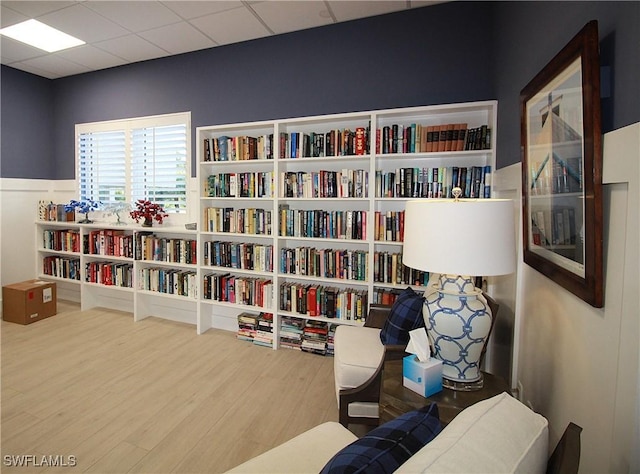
[321,403,441,474]
[380,287,425,345]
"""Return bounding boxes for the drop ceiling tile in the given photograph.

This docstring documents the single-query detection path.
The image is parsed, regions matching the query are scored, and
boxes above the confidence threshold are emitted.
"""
[83,1,182,33]
[55,44,128,71]
[94,34,169,63]
[161,1,243,20]
[20,53,91,78]
[1,1,75,19]
[38,3,129,43]
[190,6,271,46]
[139,22,216,55]
[1,5,28,28]
[251,1,332,35]
[0,36,47,63]
[4,61,59,79]
[328,1,408,22]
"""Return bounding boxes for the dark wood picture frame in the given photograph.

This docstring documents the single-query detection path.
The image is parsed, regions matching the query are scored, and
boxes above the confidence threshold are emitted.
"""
[521,20,603,307]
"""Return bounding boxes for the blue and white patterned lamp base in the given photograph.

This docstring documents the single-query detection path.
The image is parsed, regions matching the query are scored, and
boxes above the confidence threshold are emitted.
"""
[423,274,492,391]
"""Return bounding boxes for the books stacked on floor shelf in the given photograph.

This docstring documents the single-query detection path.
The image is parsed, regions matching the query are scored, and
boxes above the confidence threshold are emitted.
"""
[327,324,337,357]
[254,313,274,348]
[237,312,259,342]
[280,316,304,350]
[301,320,329,356]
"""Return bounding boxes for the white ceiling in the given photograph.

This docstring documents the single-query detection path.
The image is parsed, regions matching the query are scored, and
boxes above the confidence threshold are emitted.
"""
[1,1,440,79]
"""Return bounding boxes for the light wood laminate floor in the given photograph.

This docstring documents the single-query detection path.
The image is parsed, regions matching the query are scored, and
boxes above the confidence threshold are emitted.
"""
[1,301,339,473]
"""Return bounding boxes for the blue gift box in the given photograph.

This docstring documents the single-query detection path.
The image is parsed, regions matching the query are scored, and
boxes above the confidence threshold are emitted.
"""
[403,355,443,397]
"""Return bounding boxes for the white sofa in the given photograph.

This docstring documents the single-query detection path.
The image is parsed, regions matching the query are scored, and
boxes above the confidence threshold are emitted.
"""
[227,392,551,473]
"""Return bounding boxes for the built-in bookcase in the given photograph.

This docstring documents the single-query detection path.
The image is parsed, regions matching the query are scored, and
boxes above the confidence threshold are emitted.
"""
[36,101,496,346]
[196,101,497,346]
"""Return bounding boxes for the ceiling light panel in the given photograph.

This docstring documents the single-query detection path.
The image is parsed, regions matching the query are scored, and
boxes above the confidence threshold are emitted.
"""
[0,19,84,52]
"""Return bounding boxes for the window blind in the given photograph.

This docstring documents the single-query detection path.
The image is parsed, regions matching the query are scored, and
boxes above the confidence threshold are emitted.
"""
[76,112,190,214]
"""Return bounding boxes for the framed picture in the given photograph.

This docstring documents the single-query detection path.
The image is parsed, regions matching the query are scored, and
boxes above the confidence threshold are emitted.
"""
[520,20,603,308]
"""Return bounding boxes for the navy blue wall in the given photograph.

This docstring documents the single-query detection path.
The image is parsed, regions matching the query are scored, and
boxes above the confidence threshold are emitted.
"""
[492,1,640,168]
[1,1,638,179]
[1,65,54,179]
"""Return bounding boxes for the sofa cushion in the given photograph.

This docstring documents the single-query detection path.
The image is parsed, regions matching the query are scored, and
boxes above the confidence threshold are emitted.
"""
[227,422,357,473]
[380,287,425,345]
[396,392,549,473]
[321,403,442,474]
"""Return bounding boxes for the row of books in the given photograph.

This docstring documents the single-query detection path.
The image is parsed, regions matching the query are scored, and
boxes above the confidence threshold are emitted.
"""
[375,165,492,199]
[237,312,274,348]
[374,210,404,242]
[279,283,368,321]
[279,209,367,240]
[203,241,273,272]
[279,169,368,198]
[42,229,81,253]
[135,233,197,265]
[38,201,75,222]
[203,134,274,162]
[205,172,275,198]
[531,207,578,247]
[372,286,426,306]
[203,207,272,235]
[280,247,368,281]
[42,256,81,280]
[529,156,582,196]
[280,127,369,159]
[376,123,491,154]
[202,273,273,307]
[205,122,491,161]
[85,229,134,258]
[87,261,133,287]
[138,267,197,298]
[374,251,430,286]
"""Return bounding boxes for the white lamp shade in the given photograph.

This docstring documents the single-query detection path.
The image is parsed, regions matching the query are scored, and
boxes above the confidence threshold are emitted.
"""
[403,199,516,276]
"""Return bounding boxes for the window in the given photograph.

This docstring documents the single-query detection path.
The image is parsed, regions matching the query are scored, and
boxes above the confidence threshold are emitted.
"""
[76,112,190,213]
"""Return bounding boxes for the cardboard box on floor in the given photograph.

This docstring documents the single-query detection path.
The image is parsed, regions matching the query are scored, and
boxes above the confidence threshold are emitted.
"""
[2,280,57,325]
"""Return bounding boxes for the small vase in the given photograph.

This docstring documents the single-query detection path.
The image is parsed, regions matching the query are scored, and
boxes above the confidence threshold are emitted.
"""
[142,217,153,227]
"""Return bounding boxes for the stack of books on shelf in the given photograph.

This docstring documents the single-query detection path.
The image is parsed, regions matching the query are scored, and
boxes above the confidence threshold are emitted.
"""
[138,267,197,297]
[42,256,81,280]
[202,273,273,307]
[279,169,368,198]
[279,283,368,321]
[203,207,272,235]
[237,312,259,342]
[86,229,135,258]
[87,261,134,287]
[205,172,275,198]
[279,247,368,281]
[203,241,273,272]
[203,134,274,162]
[280,316,304,350]
[327,324,337,357]
[373,251,430,286]
[280,127,370,159]
[279,208,367,240]
[38,201,75,222]
[42,228,81,252]
[375,123,491,154]
[253,313,274,348]
[301,320,329,356]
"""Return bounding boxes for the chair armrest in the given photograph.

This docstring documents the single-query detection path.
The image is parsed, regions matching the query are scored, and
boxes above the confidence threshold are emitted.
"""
[546,422,582,474]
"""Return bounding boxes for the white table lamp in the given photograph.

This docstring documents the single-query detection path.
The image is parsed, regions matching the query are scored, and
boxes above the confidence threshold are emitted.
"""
[402,189,516,390]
